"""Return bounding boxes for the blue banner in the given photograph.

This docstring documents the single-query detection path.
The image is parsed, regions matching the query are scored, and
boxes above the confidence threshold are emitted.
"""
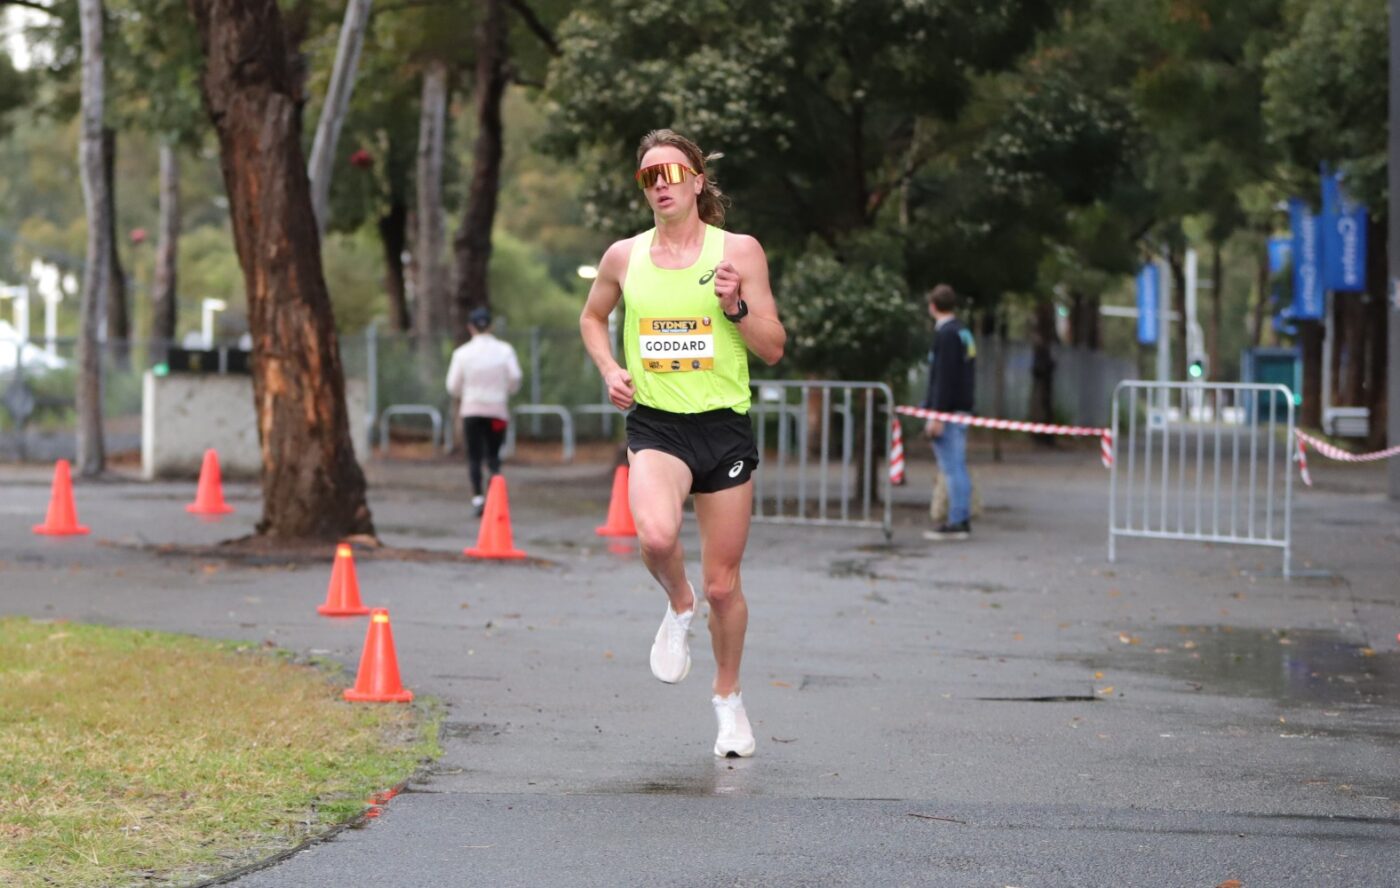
[1136,264,1159,345]
[1320,169,1368,292]
[1288,198,1324,320]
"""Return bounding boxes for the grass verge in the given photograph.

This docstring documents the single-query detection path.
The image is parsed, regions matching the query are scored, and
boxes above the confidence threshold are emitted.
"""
[0,617,440,887]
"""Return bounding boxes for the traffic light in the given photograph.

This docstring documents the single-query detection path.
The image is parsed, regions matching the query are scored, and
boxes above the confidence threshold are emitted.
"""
[1187,353,1208,381]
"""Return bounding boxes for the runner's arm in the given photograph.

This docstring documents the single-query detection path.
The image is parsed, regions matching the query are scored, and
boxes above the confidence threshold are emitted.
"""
[580,239,636,409]
[718,233,785,366]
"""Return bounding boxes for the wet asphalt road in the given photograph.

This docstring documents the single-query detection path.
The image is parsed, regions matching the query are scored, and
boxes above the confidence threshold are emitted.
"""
[2,448,1398,886]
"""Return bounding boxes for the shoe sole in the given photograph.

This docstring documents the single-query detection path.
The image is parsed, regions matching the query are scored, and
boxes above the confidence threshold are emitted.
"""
[921,532,969,541]
[713,742,755,758]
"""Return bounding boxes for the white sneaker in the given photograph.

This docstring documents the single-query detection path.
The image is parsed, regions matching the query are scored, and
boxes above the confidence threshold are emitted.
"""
[471,494,485,517]
[649,586,695,683]
[712,692,755,758]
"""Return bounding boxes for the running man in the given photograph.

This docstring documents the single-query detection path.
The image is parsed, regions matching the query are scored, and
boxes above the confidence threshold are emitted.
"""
[580,129,785,758]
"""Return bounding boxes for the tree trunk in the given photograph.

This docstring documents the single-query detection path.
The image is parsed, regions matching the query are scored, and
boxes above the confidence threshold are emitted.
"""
[377,196,410,332]
[1068,288,1100,349]
[452,0,506,343]
[414,60,448,345]
[1209,241,1222,380]
[1029,295,1057,445]
[75,0,108,477]
[103,126,130,369]
[1251,233,1270,349]
[1298,319,1323,429]
[307,0,373,236]
[1365,215,1388,451]
[151,140,180,360]
[189,0,374,540]
[1342,295,1366,406]
[1167,248,1185,381]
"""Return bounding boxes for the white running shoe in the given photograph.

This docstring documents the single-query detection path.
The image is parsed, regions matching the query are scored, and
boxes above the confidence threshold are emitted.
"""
[712,692,756,758]
[649,586,695,684]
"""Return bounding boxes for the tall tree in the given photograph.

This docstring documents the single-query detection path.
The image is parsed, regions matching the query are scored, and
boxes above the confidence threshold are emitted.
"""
[308,0,373,236]
[188,0,374,540]
[414,59,449,341]
[1263,0,1388,446]
[75,0,108,476]
[450,0,507,340]
[151,140,180,355]
[102,126,129,365]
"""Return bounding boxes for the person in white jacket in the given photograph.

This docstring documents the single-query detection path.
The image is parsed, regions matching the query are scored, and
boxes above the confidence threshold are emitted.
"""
[446,307,522,515]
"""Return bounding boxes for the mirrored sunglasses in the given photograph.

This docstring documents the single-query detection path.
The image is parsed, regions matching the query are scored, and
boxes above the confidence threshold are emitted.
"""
[635,162,697,189]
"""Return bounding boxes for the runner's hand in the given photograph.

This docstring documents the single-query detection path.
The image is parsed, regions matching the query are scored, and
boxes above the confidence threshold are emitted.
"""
[924,418,944,439]
[605,367,635,410]
[713,260,741,314]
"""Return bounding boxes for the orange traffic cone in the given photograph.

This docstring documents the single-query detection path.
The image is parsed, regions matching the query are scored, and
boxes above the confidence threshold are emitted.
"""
[186,449,235,515]
[318,543,371,616]
[343,608,413,703]
[595,465,637,537]
[465,475,527,560]
[33,459,89,536]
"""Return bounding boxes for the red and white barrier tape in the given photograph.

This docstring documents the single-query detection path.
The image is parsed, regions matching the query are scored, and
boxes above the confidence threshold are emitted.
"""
[888,416,906,485]
[1293,428,1400,487]
[894,406,1114,468]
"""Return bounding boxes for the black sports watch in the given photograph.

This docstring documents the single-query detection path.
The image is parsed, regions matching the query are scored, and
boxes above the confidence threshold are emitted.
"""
[723,298,748,323]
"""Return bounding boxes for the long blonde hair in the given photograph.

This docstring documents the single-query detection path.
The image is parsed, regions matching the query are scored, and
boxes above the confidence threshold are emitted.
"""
[636,129,728,227]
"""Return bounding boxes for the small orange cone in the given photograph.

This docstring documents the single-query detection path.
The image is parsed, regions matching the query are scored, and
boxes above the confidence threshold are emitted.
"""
[343,608,413,703]
[318,543,371,616]
[33,459,89,536]
[186,449,235,515]
[465,475,526,560]
[595,465,637,537]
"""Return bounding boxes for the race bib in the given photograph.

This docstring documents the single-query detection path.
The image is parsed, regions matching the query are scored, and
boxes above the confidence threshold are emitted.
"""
[638,316,715,373]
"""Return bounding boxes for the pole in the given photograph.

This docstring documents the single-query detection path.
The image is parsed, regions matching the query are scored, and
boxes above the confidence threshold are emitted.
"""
[1156,257,1171,384]
[1390,0,1400,498]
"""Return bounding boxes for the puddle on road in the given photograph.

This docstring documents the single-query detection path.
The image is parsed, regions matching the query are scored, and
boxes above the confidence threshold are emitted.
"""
[592,758,758,797]
[1083,625,1400,708]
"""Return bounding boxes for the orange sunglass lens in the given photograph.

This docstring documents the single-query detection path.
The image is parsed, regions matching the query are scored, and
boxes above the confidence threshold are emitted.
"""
[635,163,693,188]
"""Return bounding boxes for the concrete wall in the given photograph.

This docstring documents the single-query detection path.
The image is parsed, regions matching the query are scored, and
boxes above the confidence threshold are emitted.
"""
[142,372,367,479]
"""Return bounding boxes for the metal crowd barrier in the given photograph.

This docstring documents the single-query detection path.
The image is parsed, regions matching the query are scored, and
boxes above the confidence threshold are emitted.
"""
[502,404,575,463]
[377,405,444,455]
[749,380,894,538]
[1108,381,1295,577]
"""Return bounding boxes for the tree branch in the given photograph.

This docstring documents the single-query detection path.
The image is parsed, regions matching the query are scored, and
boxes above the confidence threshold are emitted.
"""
[0,0,58,15]
[504,0,558,56]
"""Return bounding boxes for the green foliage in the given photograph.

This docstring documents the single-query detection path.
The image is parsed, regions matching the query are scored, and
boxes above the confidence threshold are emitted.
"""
[545,0,1062,248]
[1263,0,1386,208]
[779,249,921,382]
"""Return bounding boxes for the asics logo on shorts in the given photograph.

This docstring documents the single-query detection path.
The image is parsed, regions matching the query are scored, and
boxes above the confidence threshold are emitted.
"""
[728,460,744,478]
[698,268,716,285]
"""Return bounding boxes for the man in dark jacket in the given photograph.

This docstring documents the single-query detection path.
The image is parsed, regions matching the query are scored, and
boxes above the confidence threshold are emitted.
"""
[920,284,976,540]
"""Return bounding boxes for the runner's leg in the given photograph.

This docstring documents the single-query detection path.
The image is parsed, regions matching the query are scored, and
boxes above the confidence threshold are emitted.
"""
[465,417,485,497]
[629,448,697,614]
[693,481,752,697]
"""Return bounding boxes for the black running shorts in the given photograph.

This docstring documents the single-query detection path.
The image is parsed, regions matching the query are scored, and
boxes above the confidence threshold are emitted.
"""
[626,404,760,494]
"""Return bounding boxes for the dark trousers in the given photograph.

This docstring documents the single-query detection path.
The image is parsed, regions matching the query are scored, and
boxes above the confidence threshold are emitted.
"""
[463,417,506,497]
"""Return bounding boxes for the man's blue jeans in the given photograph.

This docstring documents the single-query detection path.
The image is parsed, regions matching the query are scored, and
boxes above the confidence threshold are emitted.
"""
[930,420,970,526]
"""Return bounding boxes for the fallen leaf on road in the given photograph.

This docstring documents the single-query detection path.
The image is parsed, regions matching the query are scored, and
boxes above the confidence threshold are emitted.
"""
[1096,686,1115,695]
[771,736,797,743]
[602,651,613,660]
[1215,880,1242,888]
[771,680,792,688]
[1012,632,1024,642]
[1093,671,1104,680]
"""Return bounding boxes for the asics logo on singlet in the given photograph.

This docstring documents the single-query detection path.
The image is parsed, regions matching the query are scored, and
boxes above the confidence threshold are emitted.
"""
[698,269,716,285]
[728,460,744,478]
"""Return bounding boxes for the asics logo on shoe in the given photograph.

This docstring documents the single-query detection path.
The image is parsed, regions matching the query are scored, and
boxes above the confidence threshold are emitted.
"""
[728,460,744,478]
[698,268,716,285]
